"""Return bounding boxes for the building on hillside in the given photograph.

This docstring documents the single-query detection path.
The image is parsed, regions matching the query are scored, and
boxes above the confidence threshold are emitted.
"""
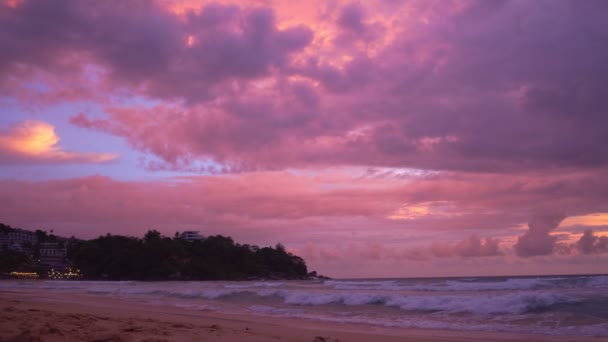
[39,242,67,268]
[179,230,204,242]
[0,235,8,250]
[0,229,37,251]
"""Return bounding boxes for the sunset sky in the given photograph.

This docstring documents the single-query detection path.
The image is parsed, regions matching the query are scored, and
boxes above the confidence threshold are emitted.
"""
[1,0,607,278]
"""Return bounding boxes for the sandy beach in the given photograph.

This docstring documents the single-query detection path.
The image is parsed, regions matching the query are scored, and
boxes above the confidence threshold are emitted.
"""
[0,289,605,342]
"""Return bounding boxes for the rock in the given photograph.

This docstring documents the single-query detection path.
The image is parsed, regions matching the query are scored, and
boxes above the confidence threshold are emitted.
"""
[42,323,63,335]
[208,324,221,331]
[313,337,339,342]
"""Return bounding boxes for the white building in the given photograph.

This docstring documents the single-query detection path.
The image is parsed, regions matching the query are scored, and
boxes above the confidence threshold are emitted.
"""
[179,231,204,242]
[0,229,37,250]
[39,242,67,267]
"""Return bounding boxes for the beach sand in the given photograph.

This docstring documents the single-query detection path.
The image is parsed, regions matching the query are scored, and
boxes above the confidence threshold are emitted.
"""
[1,290,605,342]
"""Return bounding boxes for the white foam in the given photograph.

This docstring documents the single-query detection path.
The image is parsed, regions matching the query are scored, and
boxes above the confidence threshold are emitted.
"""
[588,276,608,288]
[385,292,575,314]
[234,288,578,315]
[3,277,607,336]
[245,304,608,337]
[325,276,608,292]
[223,282,284,289]
[249,305,305,316]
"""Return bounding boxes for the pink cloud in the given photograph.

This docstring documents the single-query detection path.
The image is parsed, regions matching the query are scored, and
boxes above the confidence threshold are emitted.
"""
[429,235,502,258]
[0,172,405,238]
[514,214,565,257]
[1,1,606,173]
[1,168,608,276]
[2,169,607,249]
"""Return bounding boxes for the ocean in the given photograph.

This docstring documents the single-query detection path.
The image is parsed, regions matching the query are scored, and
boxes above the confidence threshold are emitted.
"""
[3,274,608,337]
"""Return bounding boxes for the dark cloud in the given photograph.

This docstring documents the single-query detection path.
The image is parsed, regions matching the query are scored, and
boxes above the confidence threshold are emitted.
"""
[514,214,565,257]
[3,0,608,174]
[337,2,366,34]
[577,230,608,254]
[0,1,313,103]
[430,235,502,258]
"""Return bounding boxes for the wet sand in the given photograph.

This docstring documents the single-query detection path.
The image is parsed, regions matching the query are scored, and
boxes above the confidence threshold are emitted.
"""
[0,289,605,342]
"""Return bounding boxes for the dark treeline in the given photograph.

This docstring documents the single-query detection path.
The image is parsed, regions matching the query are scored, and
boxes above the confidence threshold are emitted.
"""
[68,230,309,280]
[0,249,29,273]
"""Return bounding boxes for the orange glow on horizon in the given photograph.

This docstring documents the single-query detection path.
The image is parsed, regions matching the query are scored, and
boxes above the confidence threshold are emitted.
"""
[388,204,430,220]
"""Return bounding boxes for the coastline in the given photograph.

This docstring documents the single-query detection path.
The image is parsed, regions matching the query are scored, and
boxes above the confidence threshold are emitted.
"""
[2,289,606,342]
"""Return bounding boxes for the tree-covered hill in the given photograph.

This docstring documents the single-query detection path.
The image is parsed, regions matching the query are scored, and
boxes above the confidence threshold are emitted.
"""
[68,230,309,280]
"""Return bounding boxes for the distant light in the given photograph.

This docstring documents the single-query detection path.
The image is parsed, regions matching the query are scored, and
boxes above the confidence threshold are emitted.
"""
[187,35,195,46]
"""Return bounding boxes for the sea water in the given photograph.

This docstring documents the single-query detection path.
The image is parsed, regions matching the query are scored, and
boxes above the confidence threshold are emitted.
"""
[3,274,608,336]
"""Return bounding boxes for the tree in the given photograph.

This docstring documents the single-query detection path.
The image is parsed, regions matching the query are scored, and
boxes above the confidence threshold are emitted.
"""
[0,250,29,272]
[35,230,48,243]
[69,231,309,280]
[0,223,13,234]
[144,230,162,243]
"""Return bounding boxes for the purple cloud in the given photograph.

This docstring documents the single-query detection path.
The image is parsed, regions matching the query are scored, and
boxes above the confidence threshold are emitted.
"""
[577,230,608,254]
[514,214,565,257]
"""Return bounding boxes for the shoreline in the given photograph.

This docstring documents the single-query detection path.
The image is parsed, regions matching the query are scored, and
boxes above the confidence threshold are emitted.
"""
[2,290,607,342]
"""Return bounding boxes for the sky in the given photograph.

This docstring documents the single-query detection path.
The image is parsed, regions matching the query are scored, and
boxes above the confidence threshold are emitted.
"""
[1,0,608,278]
